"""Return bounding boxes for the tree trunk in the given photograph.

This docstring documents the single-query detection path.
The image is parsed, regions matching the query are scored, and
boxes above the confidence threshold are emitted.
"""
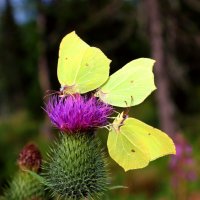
[37,3,51,96]
[37,1,52,139]
[144,0,179,136]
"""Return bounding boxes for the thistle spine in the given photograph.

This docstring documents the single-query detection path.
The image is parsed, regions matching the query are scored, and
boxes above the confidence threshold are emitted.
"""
[43,133,109,200]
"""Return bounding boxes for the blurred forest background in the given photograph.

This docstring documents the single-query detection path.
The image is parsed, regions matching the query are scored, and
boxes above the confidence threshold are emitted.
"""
[0,0,200,199]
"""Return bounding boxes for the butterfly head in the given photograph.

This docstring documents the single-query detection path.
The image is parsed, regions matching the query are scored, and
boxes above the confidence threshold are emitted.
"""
[112,112,128,132]
[60,84,78,96]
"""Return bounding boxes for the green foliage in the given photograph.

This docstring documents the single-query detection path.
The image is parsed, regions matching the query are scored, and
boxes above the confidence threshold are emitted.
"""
[42,133,109,200]
[3,170,45,200]
[0,111,43,190]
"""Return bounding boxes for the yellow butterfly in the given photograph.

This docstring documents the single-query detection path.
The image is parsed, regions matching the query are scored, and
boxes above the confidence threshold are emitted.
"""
[95,58,156,107]
[107,112,176,171]
[57,31,111,95]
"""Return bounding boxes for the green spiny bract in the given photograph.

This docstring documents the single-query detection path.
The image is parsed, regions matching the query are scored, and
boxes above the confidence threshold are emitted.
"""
[42,133,109,200]
[3,170,45,200]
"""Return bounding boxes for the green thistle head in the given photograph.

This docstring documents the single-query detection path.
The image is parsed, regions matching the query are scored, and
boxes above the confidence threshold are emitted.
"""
[4,171,45,200]
[42,133,109,200]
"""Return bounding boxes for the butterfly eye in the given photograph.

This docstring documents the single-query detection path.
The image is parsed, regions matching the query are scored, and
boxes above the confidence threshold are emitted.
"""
[60,86,65,92]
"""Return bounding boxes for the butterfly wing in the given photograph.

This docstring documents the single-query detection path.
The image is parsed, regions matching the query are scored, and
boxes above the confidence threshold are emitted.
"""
[57,31,110,93]
[107,115,150,171]
[107,128,150,171]
[75,47,111,93]
[57,31,89,87]
[96,58,156,107]
[123,118,176,161]
[107,114,176,171]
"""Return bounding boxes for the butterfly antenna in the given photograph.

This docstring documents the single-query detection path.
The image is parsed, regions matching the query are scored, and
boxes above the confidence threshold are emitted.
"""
[100,124,112,131]
[122,95,134,118]
[123,100,129,113]
[46,89,58,93]
[107,117,117,119]
[113,110,120,115]
[43,90,60,100]
[131,95,134,104]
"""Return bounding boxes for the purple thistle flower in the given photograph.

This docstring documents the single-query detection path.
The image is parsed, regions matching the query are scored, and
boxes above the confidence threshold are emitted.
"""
[45,94,113,133]
[169,133,197,187]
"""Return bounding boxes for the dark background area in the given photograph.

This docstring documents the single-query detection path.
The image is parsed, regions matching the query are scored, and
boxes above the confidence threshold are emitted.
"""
[0,0,200,199]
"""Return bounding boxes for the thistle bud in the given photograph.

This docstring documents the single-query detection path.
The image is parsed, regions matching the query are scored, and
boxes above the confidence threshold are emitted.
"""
[17,143,42,172]
[3,143,45,200]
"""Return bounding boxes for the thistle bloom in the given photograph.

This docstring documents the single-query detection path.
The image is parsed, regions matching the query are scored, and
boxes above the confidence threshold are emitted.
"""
[45,94,113,133]
[170,133,197,187]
